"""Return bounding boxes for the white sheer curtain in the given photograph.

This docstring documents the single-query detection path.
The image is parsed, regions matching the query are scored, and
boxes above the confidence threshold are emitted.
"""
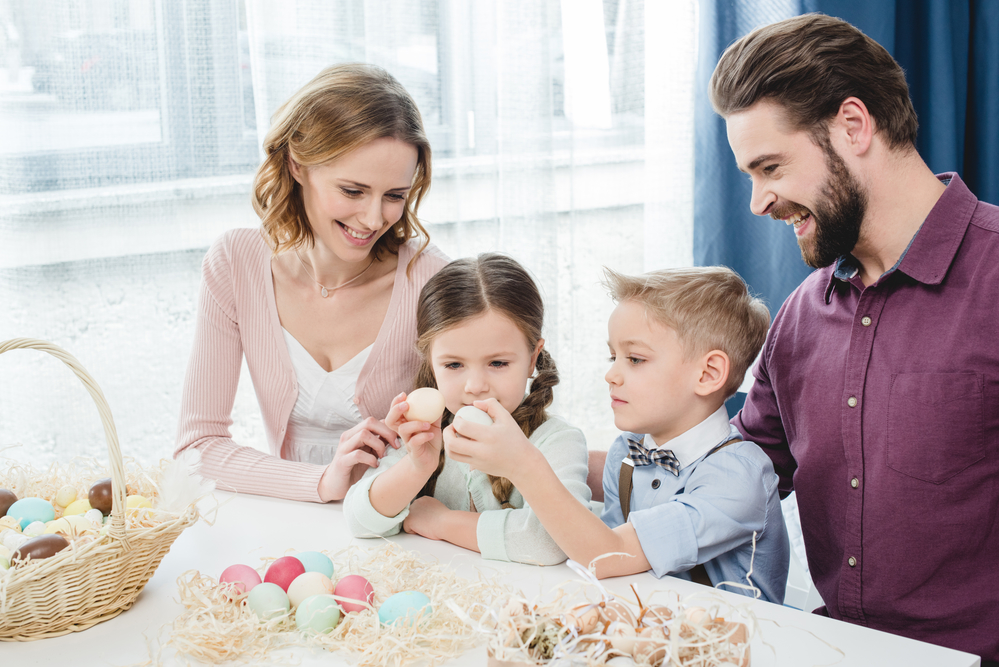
[0,0,695,467]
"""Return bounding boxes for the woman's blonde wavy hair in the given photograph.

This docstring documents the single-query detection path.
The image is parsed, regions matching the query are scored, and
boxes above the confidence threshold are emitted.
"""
[413,254,559,509]
[252,63,432,270]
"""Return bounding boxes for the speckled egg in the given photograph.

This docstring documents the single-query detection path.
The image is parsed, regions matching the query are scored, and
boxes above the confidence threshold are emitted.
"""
[377,590,432,627]
[295,594,341,634]
[6,497,55,530]
[246,582,290,620]
[54,485,77,508]
[294,551,334,579]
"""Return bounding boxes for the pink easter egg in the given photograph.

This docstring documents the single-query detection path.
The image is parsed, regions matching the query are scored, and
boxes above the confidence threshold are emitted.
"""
[264,556,307,592]
[219,564,262,598]
[333,574,374,613]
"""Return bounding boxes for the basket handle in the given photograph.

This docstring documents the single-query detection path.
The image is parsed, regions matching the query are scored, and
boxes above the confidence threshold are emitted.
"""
[0,338,129,548]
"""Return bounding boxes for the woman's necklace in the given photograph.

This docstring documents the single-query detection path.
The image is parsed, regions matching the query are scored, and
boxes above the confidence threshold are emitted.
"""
[295,251,375,298]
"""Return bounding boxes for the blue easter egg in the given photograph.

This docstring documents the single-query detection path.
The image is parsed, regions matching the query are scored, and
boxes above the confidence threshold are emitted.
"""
[378,591,432,627]
[7,498,55,530]
[294,551,335,579]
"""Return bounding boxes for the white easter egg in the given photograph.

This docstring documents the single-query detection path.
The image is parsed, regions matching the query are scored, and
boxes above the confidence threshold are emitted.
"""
[287,571,334,608]
[404,387,446,423]
[455,405,492,426]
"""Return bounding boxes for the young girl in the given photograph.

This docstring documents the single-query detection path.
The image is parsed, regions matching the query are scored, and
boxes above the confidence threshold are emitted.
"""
[343,254,590,566]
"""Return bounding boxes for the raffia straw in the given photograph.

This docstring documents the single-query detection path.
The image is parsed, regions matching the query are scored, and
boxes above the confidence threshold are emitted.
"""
[154,542,515,666]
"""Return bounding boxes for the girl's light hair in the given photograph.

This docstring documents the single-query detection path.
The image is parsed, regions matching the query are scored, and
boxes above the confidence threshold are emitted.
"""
[603,266,770,397]
[251,63,432,271]
[414,254,558,508]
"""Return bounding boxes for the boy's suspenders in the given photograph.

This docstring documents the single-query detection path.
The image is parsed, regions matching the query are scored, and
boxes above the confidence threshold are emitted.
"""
[617,438,742,588]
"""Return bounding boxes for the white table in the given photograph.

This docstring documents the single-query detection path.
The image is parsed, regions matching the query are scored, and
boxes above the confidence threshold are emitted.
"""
[3,493,981,666]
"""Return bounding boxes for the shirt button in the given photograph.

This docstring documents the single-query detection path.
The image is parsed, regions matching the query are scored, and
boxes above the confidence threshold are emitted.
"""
[848,556,857,567]
[851,477,859,488]
[861,316,872,327]
[651,479,661,489]
[847,396,858,408]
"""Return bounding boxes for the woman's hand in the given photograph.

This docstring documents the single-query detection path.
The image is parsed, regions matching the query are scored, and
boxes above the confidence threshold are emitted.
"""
[386,392,444,477]
[444,398,539,483]
[402,496,451,540]
[318,413,402,502]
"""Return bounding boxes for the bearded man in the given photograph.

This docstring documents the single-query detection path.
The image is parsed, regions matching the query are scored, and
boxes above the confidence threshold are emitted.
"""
[711,13,998,664]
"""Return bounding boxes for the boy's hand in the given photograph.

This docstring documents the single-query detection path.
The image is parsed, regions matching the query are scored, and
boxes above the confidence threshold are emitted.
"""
[402,496,450,540]
[386,392,443,475]
[444,398,538,482]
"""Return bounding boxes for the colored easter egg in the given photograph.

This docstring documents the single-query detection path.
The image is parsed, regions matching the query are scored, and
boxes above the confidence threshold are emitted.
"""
[0,516,19,531]
[12,534,70,566]
[219,564,262,597]
[54,485,77,508]
[378,590,432,627]
[0,556,8,570]
[333,574,374,614]
[0,489,17,516]
[6,497,55,530]
[63,498,93,516]
[287,571,334,608]
[88,478,113,515]
[126,495,152,509]
[22,521,46,537]
[404,387,446,423]
[294,551,334,579]
[263,556,306,592]
[295,594,341,634]
[1,529,28,552]
[246,582,290,620]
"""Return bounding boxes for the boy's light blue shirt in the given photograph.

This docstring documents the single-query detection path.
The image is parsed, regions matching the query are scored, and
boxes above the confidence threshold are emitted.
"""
[600,406,789,604]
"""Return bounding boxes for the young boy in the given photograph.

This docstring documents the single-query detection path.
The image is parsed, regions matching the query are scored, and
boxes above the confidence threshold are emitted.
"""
[444,266,789,603]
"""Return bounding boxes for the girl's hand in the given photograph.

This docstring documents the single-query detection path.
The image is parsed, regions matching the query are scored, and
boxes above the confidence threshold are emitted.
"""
[402,496,450,540]
[444,398,538,482]
[319,415,402,501]
[387,392,444,476]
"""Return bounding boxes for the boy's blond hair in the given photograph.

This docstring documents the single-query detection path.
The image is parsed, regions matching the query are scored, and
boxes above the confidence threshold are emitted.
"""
[604,266,770,397]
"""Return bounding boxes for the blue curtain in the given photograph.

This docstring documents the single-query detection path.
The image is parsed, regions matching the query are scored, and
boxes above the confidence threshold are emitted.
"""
[694,0,999,317]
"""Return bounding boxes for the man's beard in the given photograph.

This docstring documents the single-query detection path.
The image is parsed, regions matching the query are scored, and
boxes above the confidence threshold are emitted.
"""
[780,140,868,269]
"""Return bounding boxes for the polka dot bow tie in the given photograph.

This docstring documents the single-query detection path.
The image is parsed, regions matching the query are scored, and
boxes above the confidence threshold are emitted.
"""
[628,440,681,476]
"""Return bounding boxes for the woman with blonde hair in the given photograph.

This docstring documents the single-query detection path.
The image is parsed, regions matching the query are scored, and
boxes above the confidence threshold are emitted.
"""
[175,64,448,502]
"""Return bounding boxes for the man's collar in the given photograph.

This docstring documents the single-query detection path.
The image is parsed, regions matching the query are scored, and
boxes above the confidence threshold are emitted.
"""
[824,173,975,301]
[640,406,732,469]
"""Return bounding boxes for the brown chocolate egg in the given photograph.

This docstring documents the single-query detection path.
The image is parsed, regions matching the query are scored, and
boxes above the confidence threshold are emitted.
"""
[88,478,113,516]
[12,533,70,566]
[0,488,17,517]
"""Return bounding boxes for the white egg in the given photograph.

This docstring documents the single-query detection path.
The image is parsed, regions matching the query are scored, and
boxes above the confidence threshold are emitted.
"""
[404,387,446,423]
[455,405,493,427]
[287,571,334,608]
[85,508,104,527]
[22,521,46,537]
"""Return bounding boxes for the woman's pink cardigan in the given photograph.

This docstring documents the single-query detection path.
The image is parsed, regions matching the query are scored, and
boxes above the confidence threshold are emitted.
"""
[174,228,449,502]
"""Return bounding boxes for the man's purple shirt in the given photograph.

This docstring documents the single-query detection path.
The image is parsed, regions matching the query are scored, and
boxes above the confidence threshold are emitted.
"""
[734,173,999,661]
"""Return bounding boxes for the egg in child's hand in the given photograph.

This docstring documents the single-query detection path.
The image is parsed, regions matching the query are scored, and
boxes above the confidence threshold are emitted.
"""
[378,590,432,627]
[454,405,493,437]
[404,387,446,423]
[264,555,306,592]
[287,571,334,608]
[219,563,262,598]
[295,594,341,634]
[247,582,290,620]
[333,574,374,613]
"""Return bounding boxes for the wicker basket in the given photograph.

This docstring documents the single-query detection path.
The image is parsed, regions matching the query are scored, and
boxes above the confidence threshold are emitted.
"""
[0,338,199,641]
